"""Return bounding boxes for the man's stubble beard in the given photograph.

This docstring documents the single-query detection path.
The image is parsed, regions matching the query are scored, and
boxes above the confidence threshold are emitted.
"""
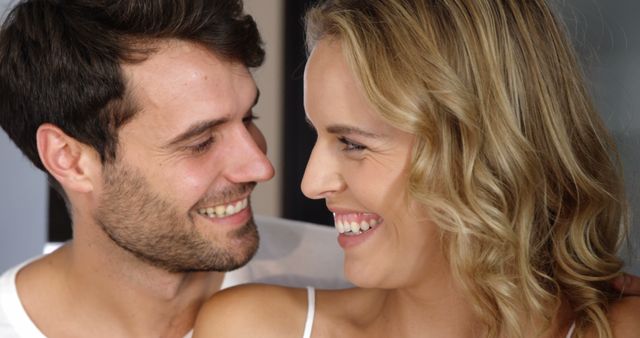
[93,161,259,273]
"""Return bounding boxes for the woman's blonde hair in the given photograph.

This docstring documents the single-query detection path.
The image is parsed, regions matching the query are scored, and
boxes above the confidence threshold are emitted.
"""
[306,1,628,337]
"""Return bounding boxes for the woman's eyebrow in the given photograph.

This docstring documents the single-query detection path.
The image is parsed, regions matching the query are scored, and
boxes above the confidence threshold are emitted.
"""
[325,124,382,138]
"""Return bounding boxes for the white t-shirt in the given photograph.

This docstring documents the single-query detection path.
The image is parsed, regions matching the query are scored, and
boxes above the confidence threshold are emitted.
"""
[0,260,44,338]
[0,215,349,337]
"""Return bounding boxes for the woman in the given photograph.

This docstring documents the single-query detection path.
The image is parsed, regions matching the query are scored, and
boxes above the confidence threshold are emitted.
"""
[194,0,639,337]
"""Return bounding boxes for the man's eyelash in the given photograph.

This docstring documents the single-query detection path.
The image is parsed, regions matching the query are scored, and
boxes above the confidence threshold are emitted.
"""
[338,137,366,152]
[189,137,214,154]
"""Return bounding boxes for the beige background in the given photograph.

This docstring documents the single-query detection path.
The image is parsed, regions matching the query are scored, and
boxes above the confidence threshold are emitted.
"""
[245,0,284,217]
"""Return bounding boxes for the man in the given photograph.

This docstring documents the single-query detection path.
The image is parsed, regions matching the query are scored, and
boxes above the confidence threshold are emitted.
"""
[0,1,273,337]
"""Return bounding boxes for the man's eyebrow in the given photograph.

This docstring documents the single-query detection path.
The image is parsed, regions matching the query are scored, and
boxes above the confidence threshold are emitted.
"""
[163,117,229,149]
[326,124,381,138]
[163,89,258,149]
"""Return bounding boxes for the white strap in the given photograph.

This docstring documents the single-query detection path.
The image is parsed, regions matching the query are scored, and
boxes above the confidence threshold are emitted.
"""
[302,286,316,338]
[565,322,576,338]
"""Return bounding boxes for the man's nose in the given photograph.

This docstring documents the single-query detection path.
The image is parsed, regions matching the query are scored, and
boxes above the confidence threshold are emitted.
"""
[224,126,274,184]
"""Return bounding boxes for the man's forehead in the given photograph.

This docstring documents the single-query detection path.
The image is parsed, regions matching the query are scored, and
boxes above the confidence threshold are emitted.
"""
[117,40,257,142]
[124,41,252,96]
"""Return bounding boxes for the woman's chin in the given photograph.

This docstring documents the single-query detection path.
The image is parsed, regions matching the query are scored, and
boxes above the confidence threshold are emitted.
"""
[344,260,389,289]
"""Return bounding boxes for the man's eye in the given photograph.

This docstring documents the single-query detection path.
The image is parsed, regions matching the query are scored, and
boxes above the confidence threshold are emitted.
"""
[338,137,366,152]
[189,137,214,154]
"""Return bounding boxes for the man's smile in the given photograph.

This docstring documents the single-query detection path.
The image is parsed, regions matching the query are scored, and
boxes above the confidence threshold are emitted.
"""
[197,197,249,218]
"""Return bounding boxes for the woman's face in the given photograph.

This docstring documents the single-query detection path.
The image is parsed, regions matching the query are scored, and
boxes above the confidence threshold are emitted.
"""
[302,39,448,288]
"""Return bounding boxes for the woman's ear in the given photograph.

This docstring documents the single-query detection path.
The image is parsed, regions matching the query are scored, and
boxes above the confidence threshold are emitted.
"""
[36,123,101,193]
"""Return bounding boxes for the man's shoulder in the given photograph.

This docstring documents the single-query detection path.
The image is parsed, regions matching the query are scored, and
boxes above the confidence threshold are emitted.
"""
[193,284,308,338]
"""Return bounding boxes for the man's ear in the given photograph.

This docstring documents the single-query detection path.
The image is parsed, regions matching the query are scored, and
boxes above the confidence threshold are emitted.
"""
[36,124,101,193]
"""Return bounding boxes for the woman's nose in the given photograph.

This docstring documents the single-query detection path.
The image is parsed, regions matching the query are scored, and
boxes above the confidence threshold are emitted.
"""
[301,143,345,199]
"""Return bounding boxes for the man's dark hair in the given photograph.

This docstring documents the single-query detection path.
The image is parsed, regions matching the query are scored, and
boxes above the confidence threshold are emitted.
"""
[0,0,264,196]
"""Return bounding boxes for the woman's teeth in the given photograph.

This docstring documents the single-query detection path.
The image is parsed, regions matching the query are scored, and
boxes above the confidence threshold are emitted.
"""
[197,198,248,218]
[334,214,382,235]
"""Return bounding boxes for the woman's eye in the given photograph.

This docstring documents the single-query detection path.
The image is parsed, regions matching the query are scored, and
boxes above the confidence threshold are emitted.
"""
[189,137,214,154]
[338,137,366,152]
[243,113,259,125]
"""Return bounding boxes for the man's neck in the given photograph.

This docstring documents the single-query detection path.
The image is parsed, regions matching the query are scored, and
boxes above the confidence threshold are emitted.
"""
[16,232,224,338]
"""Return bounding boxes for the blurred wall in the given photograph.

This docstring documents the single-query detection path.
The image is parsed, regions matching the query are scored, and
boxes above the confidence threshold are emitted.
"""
[244,0,284,217]
[0,130,47,272]
[0,0,48,272]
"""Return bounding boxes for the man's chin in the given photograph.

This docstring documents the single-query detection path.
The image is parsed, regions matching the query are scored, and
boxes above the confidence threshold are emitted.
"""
[174,246,258,273]
[174,222,260,273]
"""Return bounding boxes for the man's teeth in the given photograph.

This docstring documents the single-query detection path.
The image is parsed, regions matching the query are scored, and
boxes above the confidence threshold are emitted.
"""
[197,198,248,218]
[335,218,379,235]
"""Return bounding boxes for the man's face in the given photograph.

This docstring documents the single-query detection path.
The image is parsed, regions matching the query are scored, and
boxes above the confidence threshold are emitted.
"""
[93,40,274,273]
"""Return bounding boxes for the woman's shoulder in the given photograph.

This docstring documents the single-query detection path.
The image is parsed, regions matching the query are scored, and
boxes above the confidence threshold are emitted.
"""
[607,296,640,337]
[193,284,310,338]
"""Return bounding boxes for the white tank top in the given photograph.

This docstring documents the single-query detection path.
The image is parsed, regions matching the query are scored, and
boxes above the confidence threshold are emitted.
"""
[565,322,576,338]
[302,287,315,338]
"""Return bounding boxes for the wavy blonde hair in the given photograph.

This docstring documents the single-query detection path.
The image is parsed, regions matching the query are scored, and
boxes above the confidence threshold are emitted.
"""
[306,1,628,337]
